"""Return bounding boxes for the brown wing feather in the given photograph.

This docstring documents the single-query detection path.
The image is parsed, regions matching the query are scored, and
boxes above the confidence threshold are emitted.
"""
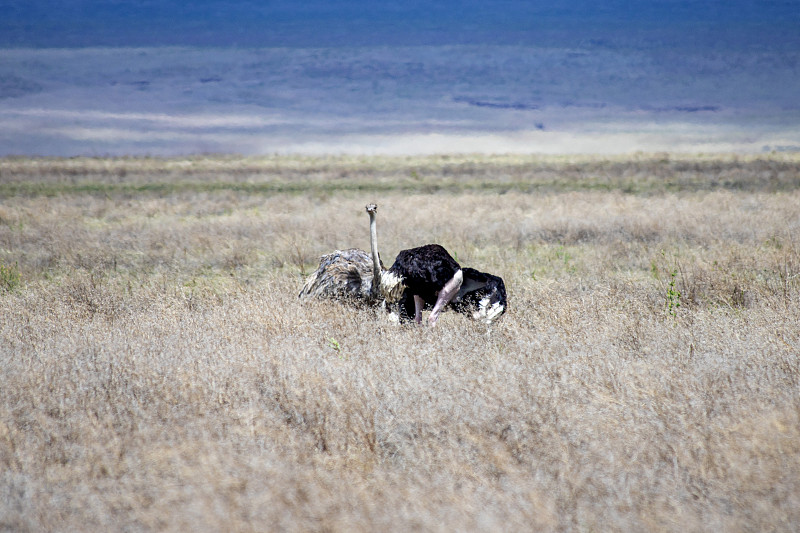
[298,248,375,302]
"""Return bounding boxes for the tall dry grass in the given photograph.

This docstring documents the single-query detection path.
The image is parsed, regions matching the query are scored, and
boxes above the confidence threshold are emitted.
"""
[1,154,799,531]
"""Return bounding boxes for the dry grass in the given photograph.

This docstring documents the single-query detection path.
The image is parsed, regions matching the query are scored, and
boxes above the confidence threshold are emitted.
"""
[1,154,799,532]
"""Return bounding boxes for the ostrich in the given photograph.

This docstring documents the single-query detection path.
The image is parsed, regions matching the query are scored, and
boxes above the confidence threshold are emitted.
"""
[300,203,507,325]
[297,204,384,304]
[379,243,465,326]
[375,220,507,326]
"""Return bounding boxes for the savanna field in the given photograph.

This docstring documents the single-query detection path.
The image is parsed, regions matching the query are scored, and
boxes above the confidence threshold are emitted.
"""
[1,154,799,532]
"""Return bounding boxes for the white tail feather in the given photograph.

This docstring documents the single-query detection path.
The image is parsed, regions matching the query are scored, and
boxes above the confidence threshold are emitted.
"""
[474,296,505,324]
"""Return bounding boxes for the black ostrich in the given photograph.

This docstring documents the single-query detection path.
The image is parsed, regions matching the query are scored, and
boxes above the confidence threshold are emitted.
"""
[380,243,465,326]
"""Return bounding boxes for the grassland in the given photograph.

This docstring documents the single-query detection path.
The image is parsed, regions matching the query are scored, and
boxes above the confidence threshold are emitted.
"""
[1,153,799,532]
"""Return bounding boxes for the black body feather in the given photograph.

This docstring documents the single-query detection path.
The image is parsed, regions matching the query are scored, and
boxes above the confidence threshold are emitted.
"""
[387,244,461,304]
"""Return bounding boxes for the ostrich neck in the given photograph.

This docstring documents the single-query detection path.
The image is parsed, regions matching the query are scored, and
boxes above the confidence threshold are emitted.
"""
[369,212,381,282]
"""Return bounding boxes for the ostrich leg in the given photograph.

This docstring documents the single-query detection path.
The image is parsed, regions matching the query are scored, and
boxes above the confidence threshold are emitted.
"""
[428,269,463,326]
[413,295,425,324]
